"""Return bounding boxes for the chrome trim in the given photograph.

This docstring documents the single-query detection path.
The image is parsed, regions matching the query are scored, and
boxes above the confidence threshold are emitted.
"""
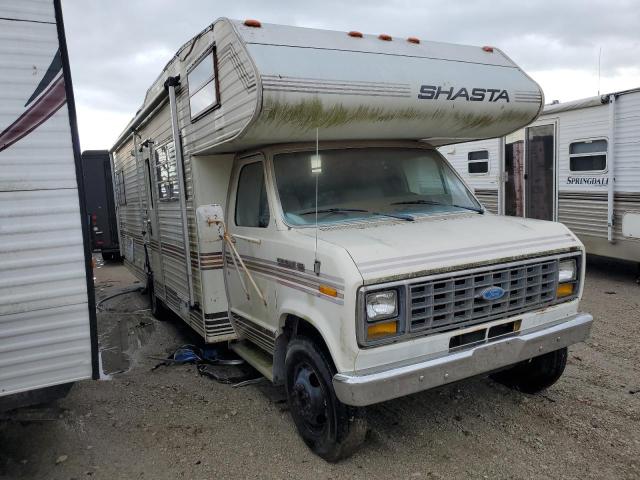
[335,312,593,407]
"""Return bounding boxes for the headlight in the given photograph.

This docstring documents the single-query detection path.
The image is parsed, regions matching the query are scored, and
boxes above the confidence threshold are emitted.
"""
[366,290,398,321]
[557,258,577,298]
[558,259,576,283]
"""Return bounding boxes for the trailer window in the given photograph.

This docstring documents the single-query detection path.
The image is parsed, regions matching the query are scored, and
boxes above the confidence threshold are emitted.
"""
[467,150,489,174]
[154,142,180,201]
[115,170,126,206]
[235,162,270,228]
[569,140,607,172]
[188,50,218,119]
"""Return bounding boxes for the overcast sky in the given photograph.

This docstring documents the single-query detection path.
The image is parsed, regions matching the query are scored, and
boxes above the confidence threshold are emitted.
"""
[61,0,640,151]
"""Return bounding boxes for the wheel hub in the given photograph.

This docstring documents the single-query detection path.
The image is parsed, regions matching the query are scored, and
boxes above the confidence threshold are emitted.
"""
[291,363,328,432]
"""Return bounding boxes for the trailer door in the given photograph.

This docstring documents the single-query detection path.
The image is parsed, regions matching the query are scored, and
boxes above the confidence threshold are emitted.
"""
[504,129,525,217]
[524,123,556,220]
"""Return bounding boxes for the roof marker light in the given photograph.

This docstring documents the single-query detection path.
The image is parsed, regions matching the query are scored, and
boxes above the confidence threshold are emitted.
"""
[407,36,420,44]
[348,31,363,38]
[244,19,261,28]
[378,34,392,41]
[482,46,494,52]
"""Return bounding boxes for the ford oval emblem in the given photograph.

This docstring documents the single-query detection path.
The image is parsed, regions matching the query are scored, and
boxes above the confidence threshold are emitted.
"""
[480,286,506,301]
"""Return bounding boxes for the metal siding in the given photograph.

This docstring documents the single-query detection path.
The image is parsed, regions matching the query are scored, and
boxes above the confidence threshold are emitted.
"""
[475,189,499,214]
[558,192,640,242]
[114,18,542,156]
[0,5,92,397]
[0,0,55,23]
[612,92,640,192]
[439,139,501,192]
[181,21,258,155]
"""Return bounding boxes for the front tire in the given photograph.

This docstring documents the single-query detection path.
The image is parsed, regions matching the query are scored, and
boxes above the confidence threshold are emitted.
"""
[490,347,568,394]
[285,337,367,462]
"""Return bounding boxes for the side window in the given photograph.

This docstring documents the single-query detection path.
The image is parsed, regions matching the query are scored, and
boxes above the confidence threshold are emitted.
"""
[403,156,447,196]
[235,162,270,228]
[467,150,489,174]
[569,139,607,172]
[154,141,180,201]
[188,49,218,120]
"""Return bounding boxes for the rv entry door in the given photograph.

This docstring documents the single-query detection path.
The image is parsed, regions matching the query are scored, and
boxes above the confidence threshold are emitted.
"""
[504,124,556,221]
[141,143,164,289]
[525,123,556,221]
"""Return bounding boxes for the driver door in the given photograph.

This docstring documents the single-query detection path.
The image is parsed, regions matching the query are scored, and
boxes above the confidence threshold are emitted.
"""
[225,154,277,346]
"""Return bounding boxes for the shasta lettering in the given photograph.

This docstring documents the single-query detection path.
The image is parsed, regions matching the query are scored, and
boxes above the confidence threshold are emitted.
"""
[418,85,510,102]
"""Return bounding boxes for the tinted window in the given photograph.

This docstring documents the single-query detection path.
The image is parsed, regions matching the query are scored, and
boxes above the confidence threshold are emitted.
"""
[468,161,489,174]
[468,150,489,174]
[570,140,607,155]
[569,140,607,172]
[468,150,489,161]
[570,155,607,171]
[235,162,270,228]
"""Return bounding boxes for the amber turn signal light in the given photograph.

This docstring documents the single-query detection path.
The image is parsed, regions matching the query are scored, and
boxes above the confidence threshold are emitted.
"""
[367,320,398,339]
[556,283,574,298]
[319,285,338,297]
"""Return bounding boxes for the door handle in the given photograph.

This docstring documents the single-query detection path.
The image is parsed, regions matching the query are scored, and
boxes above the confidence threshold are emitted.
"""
[230,233,262,245]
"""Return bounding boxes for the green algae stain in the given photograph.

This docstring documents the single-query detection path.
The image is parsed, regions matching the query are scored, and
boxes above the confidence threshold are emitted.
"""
[260,97,536,133]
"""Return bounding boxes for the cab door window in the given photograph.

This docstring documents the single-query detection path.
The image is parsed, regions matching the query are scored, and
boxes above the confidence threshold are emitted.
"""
[235,162,270,228]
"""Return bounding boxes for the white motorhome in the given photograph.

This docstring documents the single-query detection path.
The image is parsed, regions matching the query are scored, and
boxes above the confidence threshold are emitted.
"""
[111,18,592,461]
[0,0,98,410]
[441,89,640,263]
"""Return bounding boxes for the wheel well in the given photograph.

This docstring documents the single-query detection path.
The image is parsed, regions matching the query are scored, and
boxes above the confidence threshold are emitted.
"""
[272,315,336,386]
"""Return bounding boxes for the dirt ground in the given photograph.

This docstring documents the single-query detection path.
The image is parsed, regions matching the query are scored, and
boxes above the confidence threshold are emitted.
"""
[1,255,639,480]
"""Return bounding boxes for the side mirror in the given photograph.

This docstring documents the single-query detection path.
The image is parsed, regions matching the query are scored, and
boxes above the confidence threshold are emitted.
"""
[196,204,225,248]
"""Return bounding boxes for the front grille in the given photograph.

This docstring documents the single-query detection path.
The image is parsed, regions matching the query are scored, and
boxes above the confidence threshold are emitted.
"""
[409,259,559,334]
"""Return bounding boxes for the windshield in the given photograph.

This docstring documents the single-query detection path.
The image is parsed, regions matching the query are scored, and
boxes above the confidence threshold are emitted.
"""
[272,148,482,226]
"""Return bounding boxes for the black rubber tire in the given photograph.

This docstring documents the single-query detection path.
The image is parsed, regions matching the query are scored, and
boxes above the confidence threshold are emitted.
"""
[285,337,367,462]
[490,347,568,394]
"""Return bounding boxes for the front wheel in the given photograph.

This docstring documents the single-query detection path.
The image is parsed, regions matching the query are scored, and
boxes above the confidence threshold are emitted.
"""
[285,337,367,462]
[490,347,568,394]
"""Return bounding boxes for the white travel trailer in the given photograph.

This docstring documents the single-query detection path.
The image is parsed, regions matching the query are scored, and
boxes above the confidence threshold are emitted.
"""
[0,0,98,410]
[111,18,592,461]
[441,89,640,263]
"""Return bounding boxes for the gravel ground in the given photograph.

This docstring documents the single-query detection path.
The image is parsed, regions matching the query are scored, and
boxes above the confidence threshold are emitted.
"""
[1,256,638,480]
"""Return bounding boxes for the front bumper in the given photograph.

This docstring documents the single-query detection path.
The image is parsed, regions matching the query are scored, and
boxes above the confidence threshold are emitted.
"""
[333,313,593,407]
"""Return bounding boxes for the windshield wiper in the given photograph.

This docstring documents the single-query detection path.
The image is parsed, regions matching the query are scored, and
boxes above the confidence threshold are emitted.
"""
[390,199,484,214]
[299,208,369,216]
[298,208,414,222]
[372,212,414,222]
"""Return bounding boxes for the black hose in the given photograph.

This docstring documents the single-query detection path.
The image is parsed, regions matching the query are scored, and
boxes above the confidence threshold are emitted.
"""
[96,285,144,311]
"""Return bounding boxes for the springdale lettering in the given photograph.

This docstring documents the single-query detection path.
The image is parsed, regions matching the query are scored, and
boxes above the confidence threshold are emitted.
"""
[418,85,510,102]
[566,176,608,185]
